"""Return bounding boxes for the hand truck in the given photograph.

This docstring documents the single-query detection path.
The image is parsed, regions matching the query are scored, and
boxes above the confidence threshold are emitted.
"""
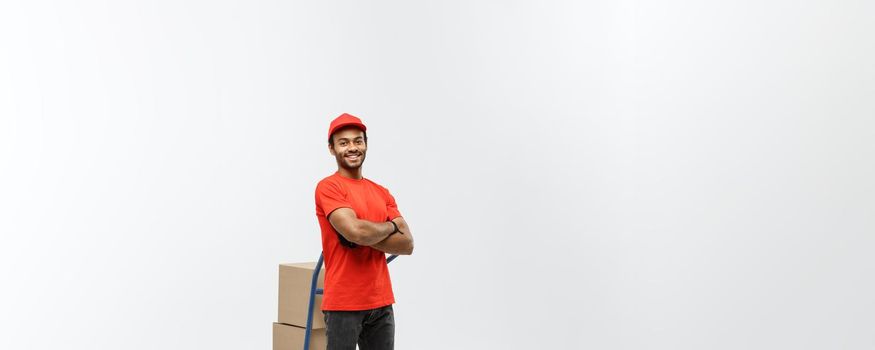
[304,253,399,350]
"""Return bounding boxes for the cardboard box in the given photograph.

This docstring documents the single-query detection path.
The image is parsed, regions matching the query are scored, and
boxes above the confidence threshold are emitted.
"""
[273,322,326,350]
[279,262,326,329]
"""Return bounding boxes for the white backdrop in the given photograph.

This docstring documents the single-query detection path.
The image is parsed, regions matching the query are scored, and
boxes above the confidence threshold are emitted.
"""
[2,0,874,349]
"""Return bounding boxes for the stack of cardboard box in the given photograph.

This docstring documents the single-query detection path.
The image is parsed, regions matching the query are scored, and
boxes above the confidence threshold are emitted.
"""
[274,262,327,350]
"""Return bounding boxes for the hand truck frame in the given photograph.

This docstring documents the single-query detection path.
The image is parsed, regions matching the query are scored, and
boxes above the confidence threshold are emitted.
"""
[303,253,398,350]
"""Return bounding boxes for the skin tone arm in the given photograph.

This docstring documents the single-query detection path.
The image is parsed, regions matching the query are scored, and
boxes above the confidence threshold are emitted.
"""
[328,208,395,246]
[371,217,414,255]
[327,208,414,255]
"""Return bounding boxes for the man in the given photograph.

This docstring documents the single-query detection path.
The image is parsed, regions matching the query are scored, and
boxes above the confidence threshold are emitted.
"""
[314,113,414,350]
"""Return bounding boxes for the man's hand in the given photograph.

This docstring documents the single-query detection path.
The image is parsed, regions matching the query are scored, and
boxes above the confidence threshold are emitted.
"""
[370,217,414,255]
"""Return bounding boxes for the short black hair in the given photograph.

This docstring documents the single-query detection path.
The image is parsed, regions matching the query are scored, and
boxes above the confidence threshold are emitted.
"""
[328,128,368,146]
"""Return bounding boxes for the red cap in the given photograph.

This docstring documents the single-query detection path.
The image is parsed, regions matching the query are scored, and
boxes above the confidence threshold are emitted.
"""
[328,113,367,140]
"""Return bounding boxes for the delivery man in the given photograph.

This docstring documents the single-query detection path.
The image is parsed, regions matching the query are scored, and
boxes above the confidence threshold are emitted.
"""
[314,113,414,350]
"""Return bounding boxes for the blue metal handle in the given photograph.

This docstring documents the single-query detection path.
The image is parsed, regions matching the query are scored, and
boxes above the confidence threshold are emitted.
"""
[303,254,324,350]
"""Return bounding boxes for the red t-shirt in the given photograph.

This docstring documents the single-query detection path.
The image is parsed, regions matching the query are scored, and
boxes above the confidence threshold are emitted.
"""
[314,172,402,311]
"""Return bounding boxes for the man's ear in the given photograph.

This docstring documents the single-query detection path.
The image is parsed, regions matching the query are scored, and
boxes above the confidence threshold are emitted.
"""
[328,143,336,156]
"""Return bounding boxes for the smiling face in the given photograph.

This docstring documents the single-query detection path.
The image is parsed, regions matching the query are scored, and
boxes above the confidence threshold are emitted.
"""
[329,126,367,172]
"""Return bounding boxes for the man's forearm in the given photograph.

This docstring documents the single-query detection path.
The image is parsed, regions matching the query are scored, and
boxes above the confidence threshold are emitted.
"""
[370,217,414,255]
[348,219,396,246]
[370,232,414,255]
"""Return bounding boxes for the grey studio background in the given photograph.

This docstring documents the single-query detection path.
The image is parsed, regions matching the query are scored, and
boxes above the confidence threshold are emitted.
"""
[1,0,873,349]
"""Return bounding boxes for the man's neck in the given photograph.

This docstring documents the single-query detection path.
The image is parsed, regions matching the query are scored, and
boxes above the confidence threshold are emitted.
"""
[337,167,363,180]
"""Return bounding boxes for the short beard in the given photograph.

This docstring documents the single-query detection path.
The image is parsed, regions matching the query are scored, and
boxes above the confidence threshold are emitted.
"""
[336,153,365,170]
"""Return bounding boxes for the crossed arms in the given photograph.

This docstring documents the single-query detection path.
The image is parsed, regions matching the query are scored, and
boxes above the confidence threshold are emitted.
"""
[327,208,414,255]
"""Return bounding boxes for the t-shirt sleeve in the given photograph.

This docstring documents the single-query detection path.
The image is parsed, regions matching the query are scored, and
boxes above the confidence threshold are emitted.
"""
[384,188,403,220]
[316,180,352,218]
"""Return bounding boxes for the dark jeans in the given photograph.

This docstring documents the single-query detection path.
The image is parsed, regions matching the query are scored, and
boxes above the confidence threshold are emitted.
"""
[323,305,395,350]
